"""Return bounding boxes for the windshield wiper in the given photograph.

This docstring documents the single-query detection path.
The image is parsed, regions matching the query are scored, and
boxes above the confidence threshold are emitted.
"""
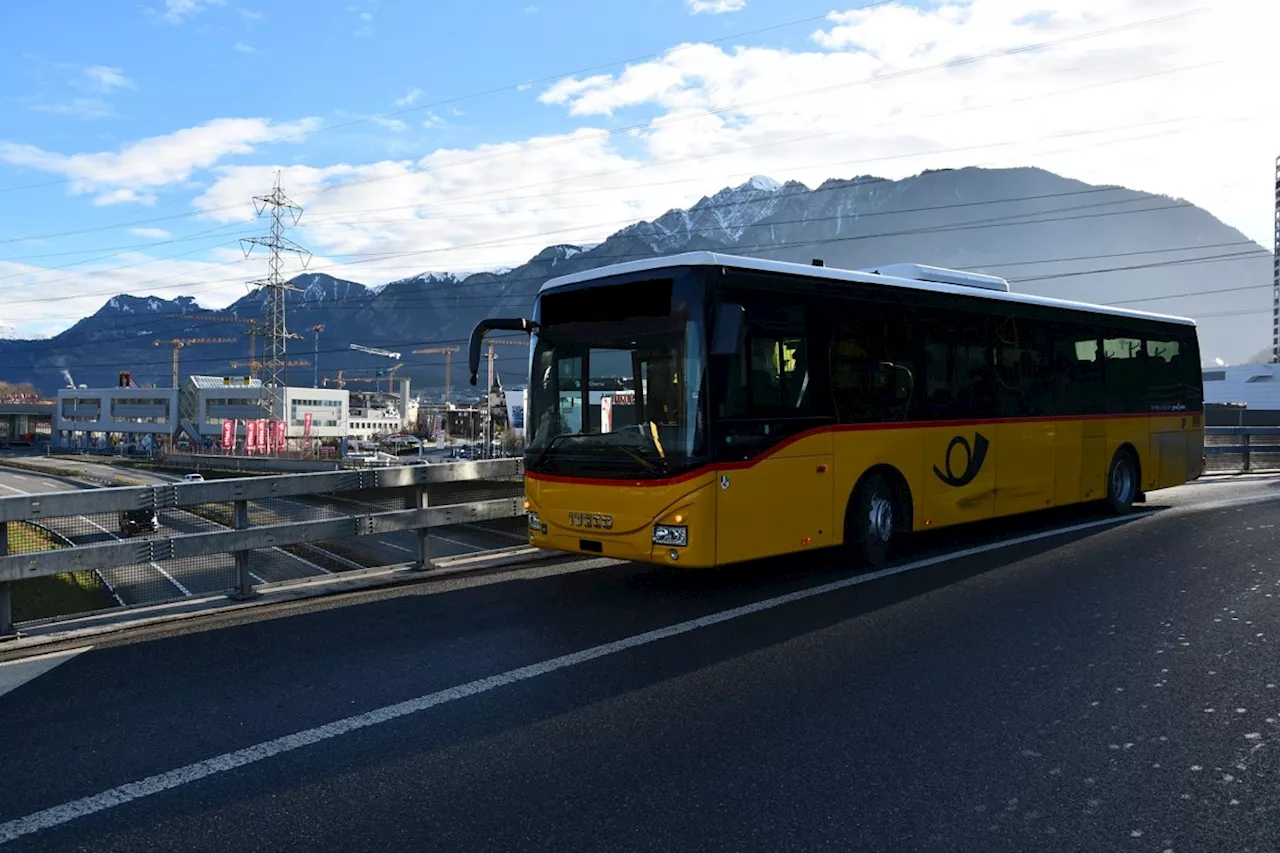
[529,433,574,469]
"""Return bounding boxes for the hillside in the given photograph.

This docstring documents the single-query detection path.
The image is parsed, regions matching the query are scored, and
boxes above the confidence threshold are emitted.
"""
[0,166,1270,395]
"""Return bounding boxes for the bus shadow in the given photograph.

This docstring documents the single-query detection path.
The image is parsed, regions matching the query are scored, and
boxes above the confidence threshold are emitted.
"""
[623,501,1161,610]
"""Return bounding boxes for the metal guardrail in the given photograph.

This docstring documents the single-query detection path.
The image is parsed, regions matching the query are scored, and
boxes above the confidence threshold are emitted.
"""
[1203,427,1280,472]
[0,458,525,637]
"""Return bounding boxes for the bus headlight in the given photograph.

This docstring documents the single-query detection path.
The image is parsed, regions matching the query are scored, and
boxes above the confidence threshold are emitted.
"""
[652,525,688,547]
[528,512,546,534]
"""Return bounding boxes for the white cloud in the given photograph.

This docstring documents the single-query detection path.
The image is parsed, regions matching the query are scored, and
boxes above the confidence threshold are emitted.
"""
[30,98,115,119]
[83,66,134,94]
[152,0,226,24]
[394,87,422,107]
[0,116,321,205]
[687,0,745,13]
[372,117,408,132]
[239,8,263,20]
[7,0,1279,352]
[0,251,261,340]
[525,5,539,13]
[233,41,255,53]
[129,227,173,240]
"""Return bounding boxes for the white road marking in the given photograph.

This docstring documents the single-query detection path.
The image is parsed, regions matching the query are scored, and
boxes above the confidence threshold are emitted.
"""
[0,510,1153,844]
[0,647,92,699]
[249,572,267,585]
[78,517,192,599]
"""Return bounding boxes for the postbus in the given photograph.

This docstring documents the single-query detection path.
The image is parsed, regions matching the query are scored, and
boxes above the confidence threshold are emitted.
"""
[469,252,1203,568]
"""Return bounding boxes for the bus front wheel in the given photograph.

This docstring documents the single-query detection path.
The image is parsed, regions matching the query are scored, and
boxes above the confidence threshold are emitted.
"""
[846,472,906,568]
[1106,449,1139,514]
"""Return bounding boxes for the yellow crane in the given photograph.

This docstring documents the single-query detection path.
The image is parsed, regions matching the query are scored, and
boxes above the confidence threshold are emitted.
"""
[410,345,461,407]
[154,337,237,388]
[385,363,404,394]
[193,315,264,377]
[321,372,383,390]
[231,359,309,373]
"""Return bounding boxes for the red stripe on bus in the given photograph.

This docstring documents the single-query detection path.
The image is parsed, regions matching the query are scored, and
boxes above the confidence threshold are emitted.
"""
[524,410,1202,489]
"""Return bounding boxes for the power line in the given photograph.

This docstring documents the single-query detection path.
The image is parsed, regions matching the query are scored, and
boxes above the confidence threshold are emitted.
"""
[0,191,1195,309]
[2,243,1268,373]
[0,7,1204,248]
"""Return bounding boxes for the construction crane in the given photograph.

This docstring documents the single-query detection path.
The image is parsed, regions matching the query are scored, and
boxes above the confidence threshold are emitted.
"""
[154,337,237,388]
[480,339,527,458]
[194,315,263,377]
[349,343,401,360]
[309,324,325,388]
[384,363,404,394]
[411,345,461,407]
[231,359,309,373]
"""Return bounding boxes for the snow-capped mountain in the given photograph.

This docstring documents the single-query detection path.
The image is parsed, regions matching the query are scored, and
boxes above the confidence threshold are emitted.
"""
[1,166,1271,392]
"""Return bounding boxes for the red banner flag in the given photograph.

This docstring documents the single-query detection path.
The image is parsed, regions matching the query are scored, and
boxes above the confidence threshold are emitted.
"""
[303,412,313,443]
[221,420,234,450]
[256,419,268,452]
[266,420,276,451]
[277,420,288,451]
[245,419,256,454]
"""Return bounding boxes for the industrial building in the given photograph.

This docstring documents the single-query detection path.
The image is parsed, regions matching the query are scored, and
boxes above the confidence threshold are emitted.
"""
[179,375,350,443]
[55,384,179,450]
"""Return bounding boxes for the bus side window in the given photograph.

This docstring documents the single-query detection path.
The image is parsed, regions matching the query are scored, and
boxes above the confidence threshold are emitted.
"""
[1103,334,1145,414]
[1052,325,1102,416]
[995,316,1052,417]
[831,309,914,423]
[747,335,808,413]
[920,315,995,420]
[1145,337,1183,411]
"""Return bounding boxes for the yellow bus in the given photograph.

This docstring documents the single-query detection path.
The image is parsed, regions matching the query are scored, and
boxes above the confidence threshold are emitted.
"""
[469,252,1203,568]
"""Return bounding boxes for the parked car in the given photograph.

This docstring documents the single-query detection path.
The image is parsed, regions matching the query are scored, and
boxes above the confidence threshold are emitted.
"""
[118,509,160,536]
[182,473,204,482]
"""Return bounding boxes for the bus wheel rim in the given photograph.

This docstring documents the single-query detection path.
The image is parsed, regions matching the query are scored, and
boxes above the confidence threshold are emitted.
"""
[868,495,893,543]
[1112,461,1134,504]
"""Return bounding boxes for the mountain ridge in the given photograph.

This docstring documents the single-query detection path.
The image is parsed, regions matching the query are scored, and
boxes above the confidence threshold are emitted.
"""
[1,166,1271,394]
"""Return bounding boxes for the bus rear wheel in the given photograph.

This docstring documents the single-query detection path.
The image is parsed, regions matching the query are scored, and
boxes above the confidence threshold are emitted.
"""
[1106,449,1139,514]
[846,472,903,568]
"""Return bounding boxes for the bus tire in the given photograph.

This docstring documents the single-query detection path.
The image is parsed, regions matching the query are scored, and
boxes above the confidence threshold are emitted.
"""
[846,471,907,568]
[1106,448,1139,514]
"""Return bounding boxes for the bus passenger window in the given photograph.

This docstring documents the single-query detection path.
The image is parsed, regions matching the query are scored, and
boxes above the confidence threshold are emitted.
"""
[1145,338,1183,411]
[747,336,808,413]
[1103,335,1145,413]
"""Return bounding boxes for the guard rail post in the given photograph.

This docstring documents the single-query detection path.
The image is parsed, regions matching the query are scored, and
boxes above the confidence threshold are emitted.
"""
[231,499,257,600]
[0,521,11,637]
[1242,431,1252,473]
[410,484,430,571]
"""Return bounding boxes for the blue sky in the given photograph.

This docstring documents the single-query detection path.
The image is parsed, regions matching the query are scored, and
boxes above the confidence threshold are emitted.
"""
[0,0,1274,348]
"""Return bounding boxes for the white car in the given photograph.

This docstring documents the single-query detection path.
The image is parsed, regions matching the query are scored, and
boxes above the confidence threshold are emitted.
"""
[182,473,205,482]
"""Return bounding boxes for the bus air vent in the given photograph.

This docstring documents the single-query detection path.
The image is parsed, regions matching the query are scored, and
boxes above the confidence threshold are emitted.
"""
[863,263,1010,293]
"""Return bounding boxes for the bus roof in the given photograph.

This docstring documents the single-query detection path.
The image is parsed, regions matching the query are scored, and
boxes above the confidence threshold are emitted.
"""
[538,251,1196,327]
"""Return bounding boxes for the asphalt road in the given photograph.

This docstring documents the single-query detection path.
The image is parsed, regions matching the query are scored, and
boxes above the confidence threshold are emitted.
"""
[0,462,523,607]
[1,473,1278,850]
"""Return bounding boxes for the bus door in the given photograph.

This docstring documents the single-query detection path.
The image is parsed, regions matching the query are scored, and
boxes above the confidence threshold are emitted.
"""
[993,318,1056,516]
[713,326,834,564]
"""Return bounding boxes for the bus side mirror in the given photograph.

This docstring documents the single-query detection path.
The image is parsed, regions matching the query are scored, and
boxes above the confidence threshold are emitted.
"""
[711,303,745,356]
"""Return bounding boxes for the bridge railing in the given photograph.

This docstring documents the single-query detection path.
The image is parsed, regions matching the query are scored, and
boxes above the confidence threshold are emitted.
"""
[1203,426,1280,473]
[0,459,526,637]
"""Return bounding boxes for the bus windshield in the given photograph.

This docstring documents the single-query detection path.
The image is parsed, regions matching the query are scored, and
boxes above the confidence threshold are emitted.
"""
[527,316,706,477]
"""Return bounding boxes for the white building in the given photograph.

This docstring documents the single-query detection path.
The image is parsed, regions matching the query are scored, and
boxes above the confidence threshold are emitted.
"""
[56,387,179,444]
[1202,363,1280,410]
[178,376,349,441]
[347,381,417,441]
